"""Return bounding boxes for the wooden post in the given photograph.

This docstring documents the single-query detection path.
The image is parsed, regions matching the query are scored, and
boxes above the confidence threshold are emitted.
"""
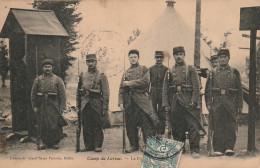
[194,0,204,127]
[194,0,201,68]
[239,6,260,154]
[248,29,257,152]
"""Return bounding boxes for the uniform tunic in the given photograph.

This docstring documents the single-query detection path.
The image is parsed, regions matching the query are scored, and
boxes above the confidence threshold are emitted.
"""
[118,63,159,147]
[76,68,110,148]
[31,73,67,146]
[162,62,204,153]
[149,64,168,134]
[205,65,243,152]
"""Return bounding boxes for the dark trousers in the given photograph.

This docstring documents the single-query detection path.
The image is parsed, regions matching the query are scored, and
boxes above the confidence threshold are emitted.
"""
[213,105,236,153]
[82,104,104,148]
[151,88,165,134]
[41,127,61,146]
[126,103,155,148]
[171,101,200,153]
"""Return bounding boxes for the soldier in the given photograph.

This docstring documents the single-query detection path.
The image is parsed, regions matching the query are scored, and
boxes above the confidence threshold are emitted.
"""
[149,51,168,134]
[31,59,67,149]
[162,46,205,159]
[118,49,159,153]
[210,55,218,69]
[205,49,243,156]
[0,55,8,88]
[76,54,110,152]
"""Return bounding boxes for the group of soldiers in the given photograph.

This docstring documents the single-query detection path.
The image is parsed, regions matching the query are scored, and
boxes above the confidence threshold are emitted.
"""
[31,46,243,159]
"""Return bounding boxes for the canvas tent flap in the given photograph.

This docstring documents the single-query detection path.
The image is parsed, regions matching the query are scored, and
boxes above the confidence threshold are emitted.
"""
[1,8,68,36]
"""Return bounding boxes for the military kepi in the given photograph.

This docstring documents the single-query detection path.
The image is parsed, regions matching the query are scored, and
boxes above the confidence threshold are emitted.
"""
[210,55,218,61]
[173,46,185,55]
[155,51,164,57]
[217,49,230,57]
[128,49,139,57]
[42,59,54,66]
[86,54,97,60]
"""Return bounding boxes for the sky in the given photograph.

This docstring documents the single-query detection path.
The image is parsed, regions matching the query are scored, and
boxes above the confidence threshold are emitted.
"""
[1,0,260,68]
[1,0,260,110]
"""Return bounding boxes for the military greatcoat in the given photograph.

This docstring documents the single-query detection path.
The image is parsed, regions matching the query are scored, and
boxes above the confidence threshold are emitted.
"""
[149,64,168,134]
[76,68,110,149]
[31,73,67,146]
[118,63,159,147]
[205,65,243,152]
[162,62,205,153]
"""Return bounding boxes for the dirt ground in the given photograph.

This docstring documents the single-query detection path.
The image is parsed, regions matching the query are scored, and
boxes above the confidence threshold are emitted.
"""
[0,79,260,168]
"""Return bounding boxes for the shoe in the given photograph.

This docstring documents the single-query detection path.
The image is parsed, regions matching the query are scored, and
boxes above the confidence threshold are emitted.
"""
[225,149,235,156]
[2,85,6,88]
[191,152,200,159]
[81,147,94,152]
[95,147,102,152]
[125,146,139,153]
[52,144,60,150]
[38,144,46,150]
[213,151,224,156]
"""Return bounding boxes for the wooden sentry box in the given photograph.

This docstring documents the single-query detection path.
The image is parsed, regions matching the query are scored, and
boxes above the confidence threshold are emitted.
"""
[0,8,68,135]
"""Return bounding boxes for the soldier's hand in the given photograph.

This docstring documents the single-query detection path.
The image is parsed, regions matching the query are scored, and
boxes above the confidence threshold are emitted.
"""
[122,81,130,87]
[207,105,212,111]
[190,101,198,108]
[119,104,124,111]
[164,106,169,112]
[33,107,38,113]
[102,109,107,115]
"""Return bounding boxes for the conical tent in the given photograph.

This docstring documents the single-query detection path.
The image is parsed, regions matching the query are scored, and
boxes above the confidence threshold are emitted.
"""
[130,2,211,69]
[128,2,211,114]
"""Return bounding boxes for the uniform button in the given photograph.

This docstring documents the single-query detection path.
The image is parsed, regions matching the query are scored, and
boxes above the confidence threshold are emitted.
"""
[228,76,230,78]
[218,76,220,78]
[218,81,220,82]
[228,71,230,73]
[218,71,220,73]
[183,71,185,73]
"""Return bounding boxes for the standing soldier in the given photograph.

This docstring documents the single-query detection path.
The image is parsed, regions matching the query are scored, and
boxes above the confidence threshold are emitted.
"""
[205,49,243,156]
[118,49,159,153]
[149,51,168,134]
[0,54,8,88]
[31,59,67,150]
[162,46,205,159]
[76,54,110,152]
[210,55,218,69]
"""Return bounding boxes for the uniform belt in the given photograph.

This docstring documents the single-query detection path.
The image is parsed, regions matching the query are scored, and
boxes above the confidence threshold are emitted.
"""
[169,85,193,93]
[128,89,147,94]
[83,90,102,98]
[211,88,238,95]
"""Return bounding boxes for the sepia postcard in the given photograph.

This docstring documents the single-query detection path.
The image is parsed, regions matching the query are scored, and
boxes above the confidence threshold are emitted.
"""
[0,0,259,168]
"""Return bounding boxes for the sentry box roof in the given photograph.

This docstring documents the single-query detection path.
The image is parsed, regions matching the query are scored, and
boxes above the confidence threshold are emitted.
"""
[0,8,68,37]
